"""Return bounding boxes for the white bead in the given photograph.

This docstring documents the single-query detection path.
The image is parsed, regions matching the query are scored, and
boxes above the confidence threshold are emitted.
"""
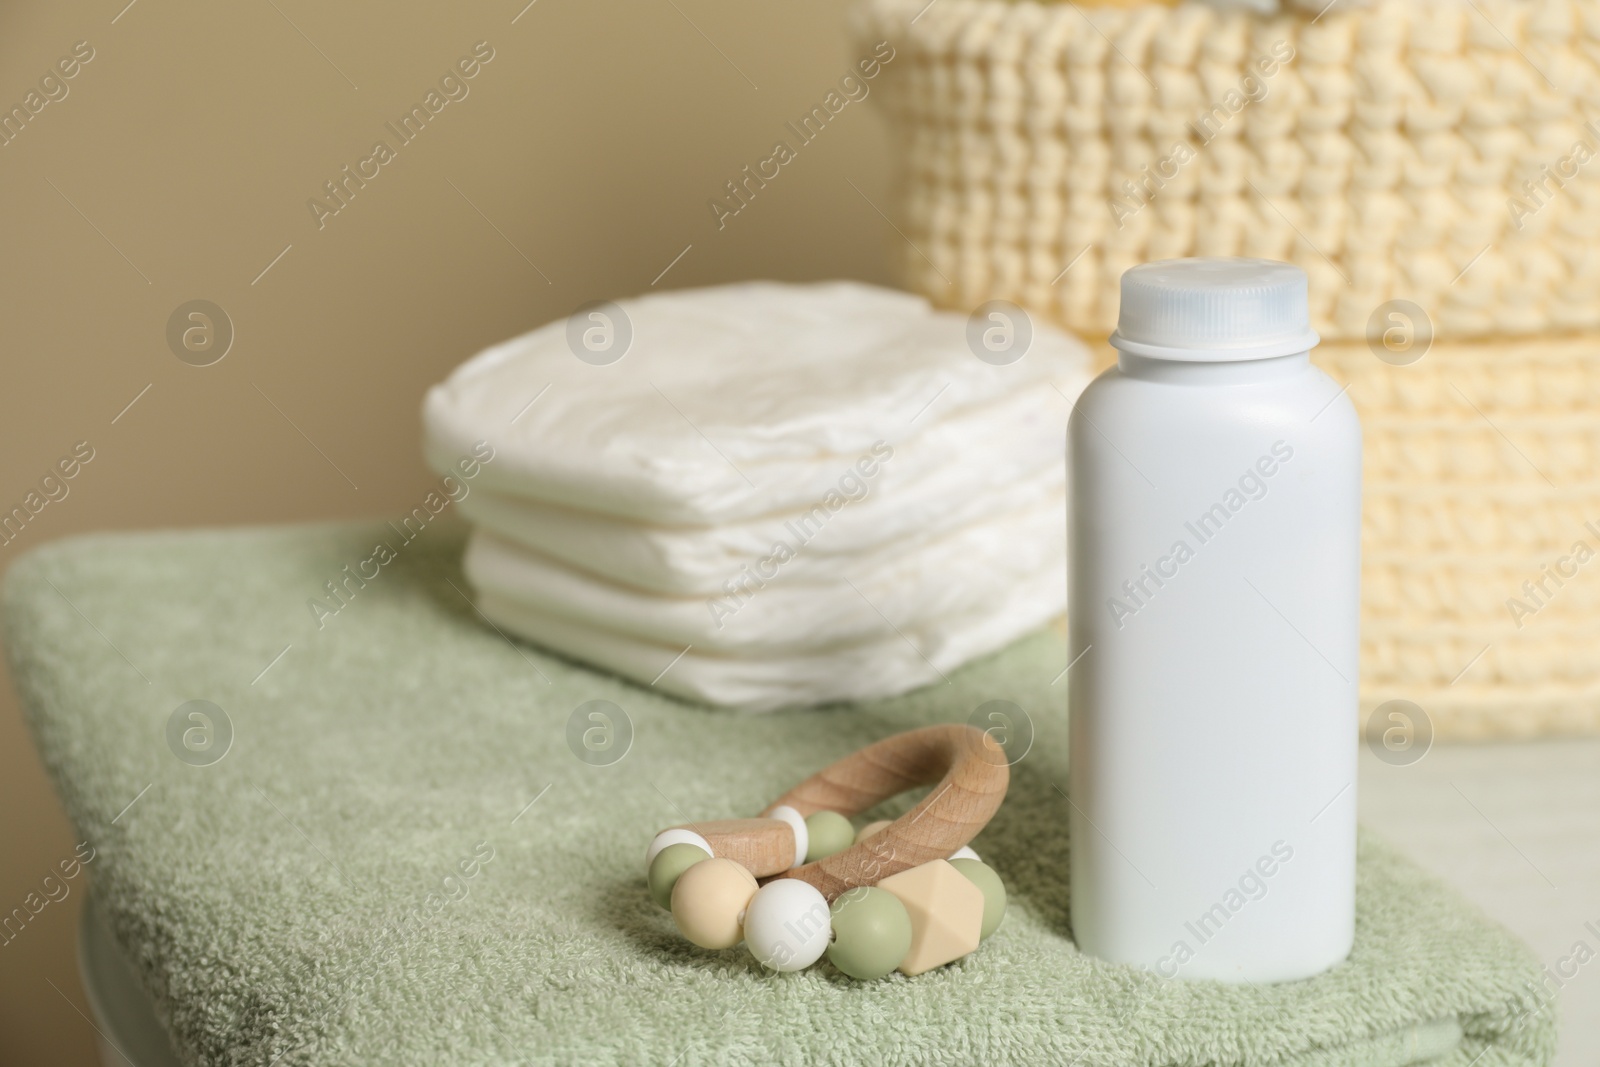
[645,829,712,870]
[767,805,808,869]
[743,879,831,971]
[950,846,980,862]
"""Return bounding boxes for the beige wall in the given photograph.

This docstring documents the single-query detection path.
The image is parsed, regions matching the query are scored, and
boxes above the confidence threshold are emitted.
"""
[0,2,893,1061]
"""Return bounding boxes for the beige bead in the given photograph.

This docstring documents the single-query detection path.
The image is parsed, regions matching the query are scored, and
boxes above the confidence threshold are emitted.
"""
[876,859,983,976]
[855,819,893,843]
[671,858,758,950]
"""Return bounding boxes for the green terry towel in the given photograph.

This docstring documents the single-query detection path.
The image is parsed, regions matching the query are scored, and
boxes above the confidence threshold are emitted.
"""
[3,521,1556,1067]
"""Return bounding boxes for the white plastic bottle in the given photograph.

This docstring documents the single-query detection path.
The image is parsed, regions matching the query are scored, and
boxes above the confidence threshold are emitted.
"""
[1067,258,1361,983]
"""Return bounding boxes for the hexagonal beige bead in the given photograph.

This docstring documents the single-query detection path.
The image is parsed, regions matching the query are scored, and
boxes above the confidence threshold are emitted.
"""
[876,859,983,976]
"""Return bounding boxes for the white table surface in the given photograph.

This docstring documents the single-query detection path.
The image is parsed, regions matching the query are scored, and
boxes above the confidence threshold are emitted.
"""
[1358,737,1600,1066]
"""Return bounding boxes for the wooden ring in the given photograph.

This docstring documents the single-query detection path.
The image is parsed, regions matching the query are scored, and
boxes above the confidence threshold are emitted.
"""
[672,724,1008,901]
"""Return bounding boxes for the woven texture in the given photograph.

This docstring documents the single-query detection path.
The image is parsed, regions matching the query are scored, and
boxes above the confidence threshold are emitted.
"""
[2,523,1557,1065]
[858,0,1600,341]
[857,0,1600,737]
[1325,334,1600,739]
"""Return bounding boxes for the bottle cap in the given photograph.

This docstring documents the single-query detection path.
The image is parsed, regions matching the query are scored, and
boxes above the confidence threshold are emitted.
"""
[1108,258,1320,362]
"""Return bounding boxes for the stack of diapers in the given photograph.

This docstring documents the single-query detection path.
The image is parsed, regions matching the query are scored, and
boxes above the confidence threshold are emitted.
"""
[423,281,1092,709]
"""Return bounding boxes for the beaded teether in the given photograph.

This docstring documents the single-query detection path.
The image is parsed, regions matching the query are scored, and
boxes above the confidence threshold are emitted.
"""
[644,724,1010,978]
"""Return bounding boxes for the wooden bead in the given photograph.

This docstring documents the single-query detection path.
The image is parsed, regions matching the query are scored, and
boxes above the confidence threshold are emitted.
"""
[668,819,793,878]
[671,858,758,950]
[767,805,807,869]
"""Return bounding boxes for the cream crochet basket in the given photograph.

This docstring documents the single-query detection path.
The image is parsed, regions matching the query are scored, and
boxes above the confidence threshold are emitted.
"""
[858,0,1600,739]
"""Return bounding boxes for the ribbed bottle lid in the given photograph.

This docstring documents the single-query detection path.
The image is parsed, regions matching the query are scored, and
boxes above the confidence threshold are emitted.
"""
[1108,258,1320,362]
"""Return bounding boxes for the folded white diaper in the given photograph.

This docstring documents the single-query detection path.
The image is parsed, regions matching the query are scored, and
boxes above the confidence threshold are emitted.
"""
[458,459,1065,595]
[473,550,1065,710]
[424,281,1088,524]
[463,487,1066,654]
[425,280,1092,709]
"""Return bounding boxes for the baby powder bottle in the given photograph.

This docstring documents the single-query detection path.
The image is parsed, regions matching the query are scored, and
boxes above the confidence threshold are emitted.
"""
[1066,258,1360,982]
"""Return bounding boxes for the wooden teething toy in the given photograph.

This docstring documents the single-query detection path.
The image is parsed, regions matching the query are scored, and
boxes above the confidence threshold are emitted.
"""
[644,724,1011,978]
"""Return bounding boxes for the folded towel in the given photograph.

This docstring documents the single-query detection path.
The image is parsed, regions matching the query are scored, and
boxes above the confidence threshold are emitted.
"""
[4,523,1556,1066]
[422,281,1089,524]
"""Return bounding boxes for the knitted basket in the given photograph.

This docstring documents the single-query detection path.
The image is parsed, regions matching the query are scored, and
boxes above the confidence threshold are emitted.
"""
[857,0,1600,738]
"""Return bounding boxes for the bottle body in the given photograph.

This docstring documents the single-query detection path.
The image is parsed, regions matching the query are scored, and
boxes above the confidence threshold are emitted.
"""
[1067,350,1361,982]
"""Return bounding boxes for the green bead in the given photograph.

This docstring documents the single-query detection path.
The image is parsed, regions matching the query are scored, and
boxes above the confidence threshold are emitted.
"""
[648,843,709,910]
[827,886,912,979]
[950,858,1006,940]
[804,811,855,863]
